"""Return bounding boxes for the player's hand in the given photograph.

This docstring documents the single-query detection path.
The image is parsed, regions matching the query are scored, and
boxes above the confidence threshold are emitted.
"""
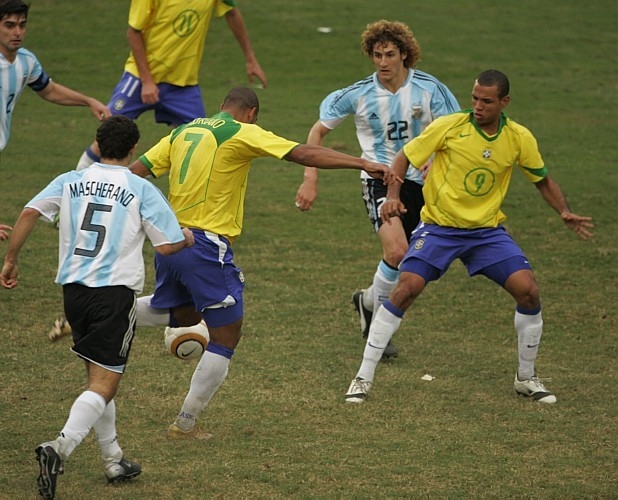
[0,224,11,241]
[181,228,195,247]
[419,159,433,180]
[0,262,19,289]
[90,99,111,121]
[381,198,407,224]
[363,161,403,185]
[141,80,160,105]
[561,212,594,240]
[295,181,318,211]
[247,61,267,89]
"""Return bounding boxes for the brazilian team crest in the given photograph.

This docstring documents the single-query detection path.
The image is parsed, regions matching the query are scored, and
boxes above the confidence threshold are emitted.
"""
[414,239,425,251]
[483,148,491,159]
[113,98,126,112]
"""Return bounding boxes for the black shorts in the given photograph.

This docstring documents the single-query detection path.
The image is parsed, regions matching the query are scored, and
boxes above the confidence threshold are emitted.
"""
[361,178,425,241]
[63,283,137,374]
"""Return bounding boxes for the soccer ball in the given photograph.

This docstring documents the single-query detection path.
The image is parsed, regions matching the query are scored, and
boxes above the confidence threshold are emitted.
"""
[164,321,209,361]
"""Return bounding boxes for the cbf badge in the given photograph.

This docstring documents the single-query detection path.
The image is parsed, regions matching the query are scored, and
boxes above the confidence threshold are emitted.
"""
[112,98,126,112]
[238,270,245,283]
[414,239,425,251]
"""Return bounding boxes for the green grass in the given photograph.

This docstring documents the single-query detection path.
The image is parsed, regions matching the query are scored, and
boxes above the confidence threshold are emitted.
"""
[1,0,616,498]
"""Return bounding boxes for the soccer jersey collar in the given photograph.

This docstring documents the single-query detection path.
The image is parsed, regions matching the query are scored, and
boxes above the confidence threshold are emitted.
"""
[469,111,508,142]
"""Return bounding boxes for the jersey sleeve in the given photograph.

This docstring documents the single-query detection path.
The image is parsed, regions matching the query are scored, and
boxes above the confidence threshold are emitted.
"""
[241,125,299,160]
[318,88,356,129]
[127,0,155,31]
[516,125,547,183]
[25,173,72,222]
[216,0,236,17]
[139,134,173,178]
[403,115,450,169]
[430,81,460,117]
[139,182,185,246]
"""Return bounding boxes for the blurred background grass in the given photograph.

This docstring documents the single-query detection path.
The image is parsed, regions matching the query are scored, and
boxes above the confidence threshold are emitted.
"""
[0,0,616,498]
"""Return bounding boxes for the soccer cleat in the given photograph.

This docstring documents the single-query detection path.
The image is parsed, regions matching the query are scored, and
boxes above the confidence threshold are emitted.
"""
[167,423,213,441]
[35,442,64,499]
[345,376,373,404]
[104,457,142,483]
[514,373,557,404]
[351,290,372,338]
[48,316,72,342]
[382,339,399,360]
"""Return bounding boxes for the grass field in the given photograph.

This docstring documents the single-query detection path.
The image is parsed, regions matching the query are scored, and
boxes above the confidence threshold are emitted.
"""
[0,0,616,498]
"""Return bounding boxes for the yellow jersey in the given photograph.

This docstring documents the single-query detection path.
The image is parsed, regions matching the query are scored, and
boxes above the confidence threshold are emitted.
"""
[140,113,299,241]
[403,110,547,228]
[124,0,235,86]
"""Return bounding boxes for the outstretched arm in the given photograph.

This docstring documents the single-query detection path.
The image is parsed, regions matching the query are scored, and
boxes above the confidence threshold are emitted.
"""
[37,81,111,121]
[285,144,402,186]
[295,121,332,211]
[535,175,594,240]
[225,8,267,89]
[1,208,40,289]
[129,158,152,178]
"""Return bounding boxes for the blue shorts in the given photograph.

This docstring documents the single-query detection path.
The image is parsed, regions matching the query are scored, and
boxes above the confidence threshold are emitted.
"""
[400,223,532,286]
[108,72,206,126]
[149,230,245,327]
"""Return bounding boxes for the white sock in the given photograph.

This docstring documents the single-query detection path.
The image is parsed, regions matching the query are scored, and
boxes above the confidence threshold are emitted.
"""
[175,350,230,431]
[75,149,97,171]
[93,399,123,464]
[136,294,170,327]
[371,261,399,314]
[515,309,543,380]
[56,390,106,460]
[357,306,402,382]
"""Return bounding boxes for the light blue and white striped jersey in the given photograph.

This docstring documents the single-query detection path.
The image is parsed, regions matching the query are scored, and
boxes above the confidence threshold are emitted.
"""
[0,48,49,150]
[26,163,185,292]
[319,69,460,183]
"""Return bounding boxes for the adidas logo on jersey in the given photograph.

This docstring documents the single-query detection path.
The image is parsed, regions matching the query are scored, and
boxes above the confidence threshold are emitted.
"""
[368,112,379,120]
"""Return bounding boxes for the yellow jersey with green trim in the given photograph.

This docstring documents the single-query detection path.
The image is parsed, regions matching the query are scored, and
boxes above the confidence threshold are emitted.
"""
[124,0,235,86]
[403,110,547,228]
[139,112,299,241]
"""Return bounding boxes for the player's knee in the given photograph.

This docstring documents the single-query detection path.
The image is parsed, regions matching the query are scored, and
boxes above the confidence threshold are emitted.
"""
[392,273,424,304]
[383,246,407,267]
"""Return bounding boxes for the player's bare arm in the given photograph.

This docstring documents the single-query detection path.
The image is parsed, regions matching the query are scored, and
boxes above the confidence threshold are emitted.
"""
[295,121,331,211]
[37,81,111,120]
[127,26,159,104]
[129,159,152,178]
[381,149,409,223]
[534,175,594,240]
[225,8,267,89]
[0,208,39,289]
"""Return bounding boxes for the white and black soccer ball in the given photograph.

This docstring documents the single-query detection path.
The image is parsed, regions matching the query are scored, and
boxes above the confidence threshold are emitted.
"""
[164,322,209,361]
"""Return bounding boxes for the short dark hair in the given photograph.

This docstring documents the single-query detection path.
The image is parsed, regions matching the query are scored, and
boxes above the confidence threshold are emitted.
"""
[96,116,140,161]
[222,86,259,114]
[0,0,29,21]
[476,69,510,99]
